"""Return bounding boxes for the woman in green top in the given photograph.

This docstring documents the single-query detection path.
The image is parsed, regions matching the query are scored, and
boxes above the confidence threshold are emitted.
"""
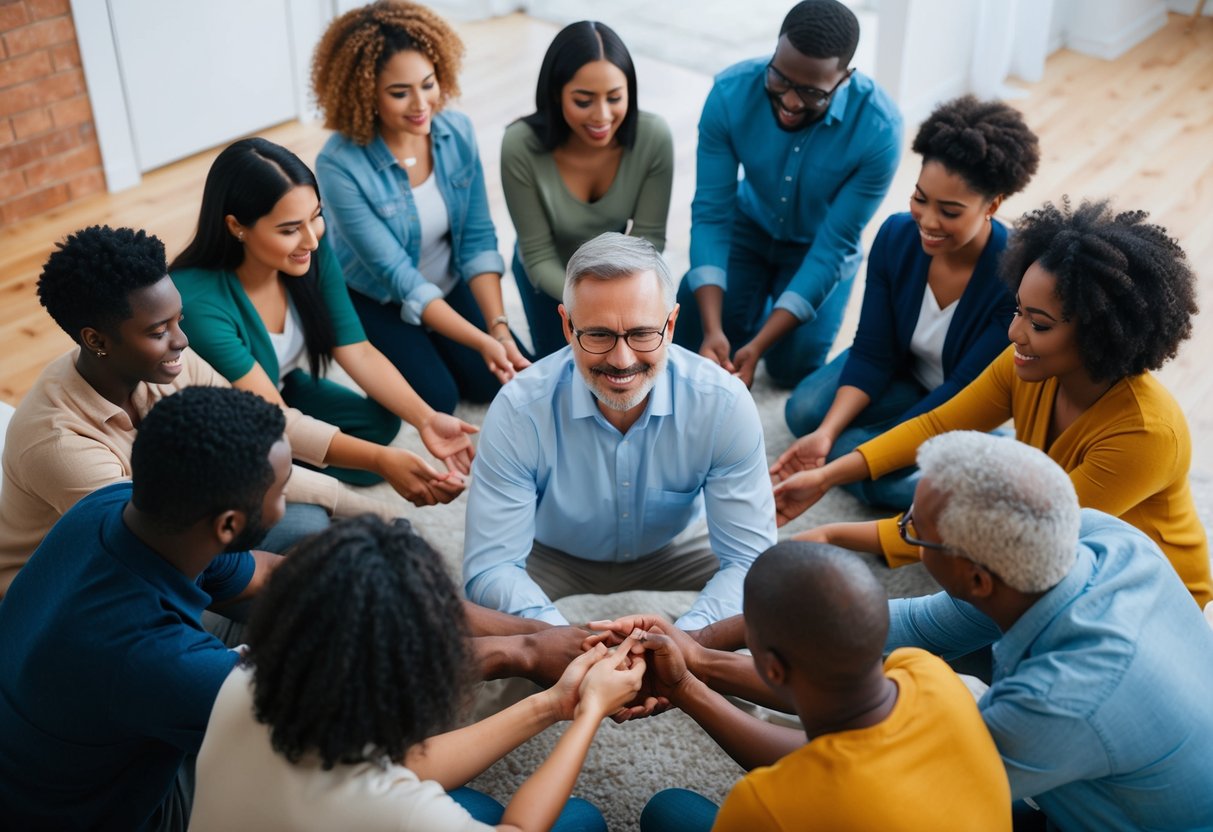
[171,138,475,494]
[503,20,675,357]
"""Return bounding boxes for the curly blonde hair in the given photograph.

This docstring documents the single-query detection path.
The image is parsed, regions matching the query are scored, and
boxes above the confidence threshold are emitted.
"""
[311,1,464,146]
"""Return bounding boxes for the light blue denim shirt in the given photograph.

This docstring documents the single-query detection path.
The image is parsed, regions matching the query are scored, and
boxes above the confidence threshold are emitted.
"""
[463,345,777,630]
[315,110,505,326]
[687,59,902,322]
[887,510,1213,831]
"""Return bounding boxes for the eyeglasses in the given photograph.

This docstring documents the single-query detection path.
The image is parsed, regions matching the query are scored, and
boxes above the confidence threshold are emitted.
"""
[568,313,673,355]
[897,504,951,551]
[765,63,852,110]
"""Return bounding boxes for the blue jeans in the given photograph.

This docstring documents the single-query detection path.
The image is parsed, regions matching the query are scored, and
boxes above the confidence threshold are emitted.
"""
[640,788,719,832]
[350,281,514,415]
[449,786,607,831]
[513,247,568,359]
[783,349,925,511]
[673,213,856,388]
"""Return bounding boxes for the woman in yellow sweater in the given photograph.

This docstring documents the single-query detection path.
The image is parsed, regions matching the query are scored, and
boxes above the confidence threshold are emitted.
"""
[771,199,1210,606]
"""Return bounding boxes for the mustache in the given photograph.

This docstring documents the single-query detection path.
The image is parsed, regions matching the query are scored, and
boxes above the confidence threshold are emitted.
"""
[590,361,651,377]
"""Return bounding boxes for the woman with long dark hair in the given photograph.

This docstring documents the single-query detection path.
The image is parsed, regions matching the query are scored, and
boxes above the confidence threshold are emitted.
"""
[502,20,674,357]
[172,137,475,494]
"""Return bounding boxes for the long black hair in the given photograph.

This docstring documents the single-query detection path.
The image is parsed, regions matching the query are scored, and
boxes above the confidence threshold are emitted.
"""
[520,20,639,151]
[172,138,336,377]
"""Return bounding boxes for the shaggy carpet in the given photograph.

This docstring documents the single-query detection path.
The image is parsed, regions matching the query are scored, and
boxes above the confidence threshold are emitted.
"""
[340,362,1213,831]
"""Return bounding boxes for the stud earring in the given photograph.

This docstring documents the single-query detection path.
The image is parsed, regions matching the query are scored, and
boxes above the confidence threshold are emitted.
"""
[94,350,108,358]
[238,231,245,242]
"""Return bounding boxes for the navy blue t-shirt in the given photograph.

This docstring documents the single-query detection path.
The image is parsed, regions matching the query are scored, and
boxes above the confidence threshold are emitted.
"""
[0,482,252,830]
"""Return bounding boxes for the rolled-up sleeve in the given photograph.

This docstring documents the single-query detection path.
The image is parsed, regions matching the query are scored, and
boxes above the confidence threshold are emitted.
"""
[315,151,441,325]
[886,593,1002,660]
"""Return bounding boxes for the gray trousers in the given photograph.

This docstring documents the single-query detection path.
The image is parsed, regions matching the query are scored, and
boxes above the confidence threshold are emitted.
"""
[525,520,719,600]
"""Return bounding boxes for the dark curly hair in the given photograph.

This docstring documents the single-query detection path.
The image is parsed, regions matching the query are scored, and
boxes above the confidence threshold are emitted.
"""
[170,138,337,377]
[37,225,168,342]
[311,0,464,146]
[912,95,1039,199]
[780,0,860,67]
[245,515,470,770]
[1001,198,1198,382]
[131,386,286,532]
[520,21,639,151]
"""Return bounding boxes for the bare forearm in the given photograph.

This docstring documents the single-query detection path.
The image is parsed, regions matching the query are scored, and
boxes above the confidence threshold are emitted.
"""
[500,712,599,832]
[694,285,725,334]
[817,386,872,440]
[816,521,882,555]
[467,272,506,331]
[693,648,790,712]
[693,615,747,651]
[405,692,556,789]
[333,343,433,429]
[421,297,494,352]
[745,309,799,355]
[675,677,803,770]
[822,451,873,489]
[463,600,549,637]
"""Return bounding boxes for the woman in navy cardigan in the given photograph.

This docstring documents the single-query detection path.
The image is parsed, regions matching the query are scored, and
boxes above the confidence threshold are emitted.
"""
[778,96,1039,509]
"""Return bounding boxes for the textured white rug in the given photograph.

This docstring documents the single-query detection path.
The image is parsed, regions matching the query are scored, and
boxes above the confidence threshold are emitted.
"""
[339,363,1213,830]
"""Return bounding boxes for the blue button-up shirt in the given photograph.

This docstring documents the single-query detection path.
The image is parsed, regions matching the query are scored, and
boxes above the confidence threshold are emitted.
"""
[463,345,776,629]
[687,59,902,323]
[887,510,1213,831]
[315,109,505,325]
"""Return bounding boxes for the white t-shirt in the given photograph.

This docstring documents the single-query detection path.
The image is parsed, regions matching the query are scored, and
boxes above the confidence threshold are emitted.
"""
[266,297,306,387]
[909,285,958,391]
[189,667,494,832]
[411,174,457,296]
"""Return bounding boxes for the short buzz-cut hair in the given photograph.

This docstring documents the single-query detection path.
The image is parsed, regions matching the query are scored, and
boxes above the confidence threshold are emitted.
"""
[562,232,675,312]
[917,431,1079,593]
[780,0,861,67]
[744,540,889,681]
[131,386,286,532]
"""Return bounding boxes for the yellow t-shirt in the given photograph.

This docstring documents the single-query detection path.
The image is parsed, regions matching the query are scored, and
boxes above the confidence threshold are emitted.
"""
[858,346,1211,607]
[712,648,1010,832]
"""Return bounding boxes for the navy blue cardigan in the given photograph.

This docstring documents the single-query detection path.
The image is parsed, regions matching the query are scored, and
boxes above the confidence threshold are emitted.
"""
[839,212,1014,422]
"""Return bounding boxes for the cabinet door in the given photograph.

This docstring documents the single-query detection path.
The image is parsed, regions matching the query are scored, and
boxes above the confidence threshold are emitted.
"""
[108,0,297,171]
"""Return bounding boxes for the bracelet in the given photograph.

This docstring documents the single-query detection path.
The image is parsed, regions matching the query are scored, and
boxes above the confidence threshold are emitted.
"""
[490,314,510,330]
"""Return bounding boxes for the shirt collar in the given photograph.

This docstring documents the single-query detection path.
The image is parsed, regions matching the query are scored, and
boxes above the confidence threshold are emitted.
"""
[568,352,675,430]
[367,115,453,172]
[991,547,1091,681]
[65,347,136,431]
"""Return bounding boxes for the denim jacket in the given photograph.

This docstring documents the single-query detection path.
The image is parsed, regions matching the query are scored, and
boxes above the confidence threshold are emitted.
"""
[315,110,505,326]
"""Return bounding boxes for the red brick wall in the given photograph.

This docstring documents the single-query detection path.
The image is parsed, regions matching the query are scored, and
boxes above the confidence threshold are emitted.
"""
[0,0,104,225]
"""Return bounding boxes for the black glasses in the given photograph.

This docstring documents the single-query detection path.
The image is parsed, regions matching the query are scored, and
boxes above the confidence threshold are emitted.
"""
[568,313,672,355]
[765,63,852,110]
[897,504,951,551]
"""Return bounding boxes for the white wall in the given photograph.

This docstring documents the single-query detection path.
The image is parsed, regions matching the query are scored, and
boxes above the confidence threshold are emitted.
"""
[1064,0,1167,59]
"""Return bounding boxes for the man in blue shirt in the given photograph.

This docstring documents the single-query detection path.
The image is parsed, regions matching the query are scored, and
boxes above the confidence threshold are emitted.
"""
[464,233,777,635]
[675,0,902,389]
[889,431,1213,831]
[0,387,290,831]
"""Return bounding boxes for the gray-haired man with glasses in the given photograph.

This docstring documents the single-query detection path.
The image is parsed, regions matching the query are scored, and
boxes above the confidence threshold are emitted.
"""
[463,233,776,641]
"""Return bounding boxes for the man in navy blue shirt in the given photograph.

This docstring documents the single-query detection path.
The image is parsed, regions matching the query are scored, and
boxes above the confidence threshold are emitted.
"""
[675,0,902,389]
[0,386,290,831]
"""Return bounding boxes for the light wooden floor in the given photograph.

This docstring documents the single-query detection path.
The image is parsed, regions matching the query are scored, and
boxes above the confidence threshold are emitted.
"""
[2,12,1212,466]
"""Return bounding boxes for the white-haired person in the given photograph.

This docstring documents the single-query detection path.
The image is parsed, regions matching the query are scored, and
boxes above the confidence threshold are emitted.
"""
[594,430,1213,830]
[772,199,1210,607]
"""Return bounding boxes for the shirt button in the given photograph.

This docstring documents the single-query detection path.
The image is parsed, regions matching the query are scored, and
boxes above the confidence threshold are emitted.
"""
[781,197,787,202]
[784,175,792,181]
[622,513,630,519]
[622,481,631,487]
[793,146,800,152]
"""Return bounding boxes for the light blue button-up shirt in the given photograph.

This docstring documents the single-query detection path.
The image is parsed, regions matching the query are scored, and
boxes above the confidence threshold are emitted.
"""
[315,110,505,325]
[887,510,1213,831]
[463,345,776,630]
[687,59,902,323]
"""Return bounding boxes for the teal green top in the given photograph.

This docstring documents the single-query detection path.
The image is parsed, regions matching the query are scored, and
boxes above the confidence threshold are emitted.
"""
[501,110,674,300]
[171,239,366,384]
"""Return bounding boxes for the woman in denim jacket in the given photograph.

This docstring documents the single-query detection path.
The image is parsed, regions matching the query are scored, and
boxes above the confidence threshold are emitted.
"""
[312,1,529,413]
